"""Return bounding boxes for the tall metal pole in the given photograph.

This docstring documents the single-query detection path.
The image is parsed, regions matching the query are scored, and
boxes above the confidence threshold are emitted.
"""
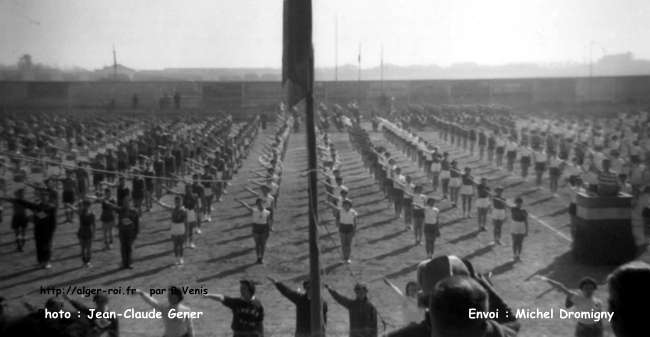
[357,42,361,105]
[112,45,117,81]
[380,44,384,95]
[335,15,338,82]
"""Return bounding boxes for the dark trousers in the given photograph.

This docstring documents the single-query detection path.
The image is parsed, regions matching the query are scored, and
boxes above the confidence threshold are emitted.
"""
[34,224,54,264]
[119,230,136,267]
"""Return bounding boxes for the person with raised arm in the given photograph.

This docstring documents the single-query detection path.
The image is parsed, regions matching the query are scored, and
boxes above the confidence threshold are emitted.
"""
[325,283,378,337]
[267,276,327,337]
[236,197,271,264]
[382,279,423,326]
[538,276,604,337]
[1,186,57,269]
[62,293,119,337]
[155,195,188,265]
[135,287,194,337]
[203,280,264,337]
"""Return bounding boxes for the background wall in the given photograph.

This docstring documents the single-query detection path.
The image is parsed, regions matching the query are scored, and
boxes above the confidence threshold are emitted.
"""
[1,76,649,114]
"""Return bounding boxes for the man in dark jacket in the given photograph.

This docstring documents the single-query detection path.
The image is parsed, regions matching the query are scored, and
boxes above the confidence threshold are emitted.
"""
[268,277,327,337]
[325,283,377,337]
[2,187,57,269]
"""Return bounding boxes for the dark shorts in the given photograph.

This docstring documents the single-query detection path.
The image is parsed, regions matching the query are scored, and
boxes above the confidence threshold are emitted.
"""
[424,224,439,238]
[520,156,531,165]
[506,151,516,159]
[339,223,355,234]
[549,167,561,177]
[413,209,425,219]
[535,162,546,172]
[252,223,269,235]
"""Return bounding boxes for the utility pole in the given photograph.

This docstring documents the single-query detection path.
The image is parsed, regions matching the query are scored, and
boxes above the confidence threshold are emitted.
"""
[335,15,338,82]
[113,45,117,81]
[357,42,361,106]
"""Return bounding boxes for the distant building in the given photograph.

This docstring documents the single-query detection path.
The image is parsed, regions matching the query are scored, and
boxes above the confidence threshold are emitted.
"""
[93,64,136,81]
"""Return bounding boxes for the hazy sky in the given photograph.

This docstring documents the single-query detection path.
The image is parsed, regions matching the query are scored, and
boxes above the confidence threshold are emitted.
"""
[1,0,648,70]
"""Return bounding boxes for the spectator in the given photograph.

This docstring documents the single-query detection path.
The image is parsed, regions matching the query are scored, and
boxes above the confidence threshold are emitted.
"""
[607,261,650,337]
[268,277,327,337]
[325,283,377,337]
[136,286,194,337]
[204,280,264,337]
[429,276,517,337]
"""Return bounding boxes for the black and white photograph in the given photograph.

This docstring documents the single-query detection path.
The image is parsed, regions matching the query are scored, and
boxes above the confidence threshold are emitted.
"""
[1,0,650,336]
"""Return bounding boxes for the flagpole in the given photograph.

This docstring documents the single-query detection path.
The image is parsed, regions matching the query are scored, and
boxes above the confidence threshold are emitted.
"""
[357,42,361,105]
[334,15,338,82]
[380,44,384,96]
[282,0,323,332]
[305,5,323,337]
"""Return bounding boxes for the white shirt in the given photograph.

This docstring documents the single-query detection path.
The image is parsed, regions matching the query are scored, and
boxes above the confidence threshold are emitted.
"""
[424,207,439,224]
[339,208,358,225]
[252,208,270,225]
[569,293,603,325]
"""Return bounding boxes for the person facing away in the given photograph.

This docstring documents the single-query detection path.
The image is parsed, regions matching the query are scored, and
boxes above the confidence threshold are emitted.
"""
[268,277,327,337]
[204,279,264,337]
[607,261,650,337]
[136,286,194,337]
[325,283,377,337]
[429,276,518,337]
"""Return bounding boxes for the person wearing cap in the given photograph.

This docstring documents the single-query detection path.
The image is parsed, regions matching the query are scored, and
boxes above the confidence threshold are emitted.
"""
[62,293,119,337]
[204,280,264,337]
[428,276,518,337]
[325,283,378,337]
[136,286,194,337]
[510,197,528,262]
[2,187,58,269]
[268,277,328,337]
[237,197,271,264]
[540,276,604,337]
[387,256,519,337]
[490,187,507,245]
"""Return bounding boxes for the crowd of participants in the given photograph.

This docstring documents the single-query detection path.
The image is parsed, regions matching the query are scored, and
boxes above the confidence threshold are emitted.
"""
[0,110,263,269]
[2,102,650,337]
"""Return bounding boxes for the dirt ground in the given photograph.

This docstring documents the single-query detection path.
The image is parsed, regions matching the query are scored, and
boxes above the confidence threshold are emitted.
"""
[1,124,646,337]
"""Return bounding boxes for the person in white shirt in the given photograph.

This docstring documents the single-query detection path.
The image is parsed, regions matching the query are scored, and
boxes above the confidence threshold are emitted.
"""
[338,200,358,264]
[237,198,271,264]
[548,151,563,194]
[539,276,604,337]
[533,148,547,188]
[136,287,195,337]
[155,195,188,265]
[411,185,427,245]
[383,279,424,326]
[423,198,440,258]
